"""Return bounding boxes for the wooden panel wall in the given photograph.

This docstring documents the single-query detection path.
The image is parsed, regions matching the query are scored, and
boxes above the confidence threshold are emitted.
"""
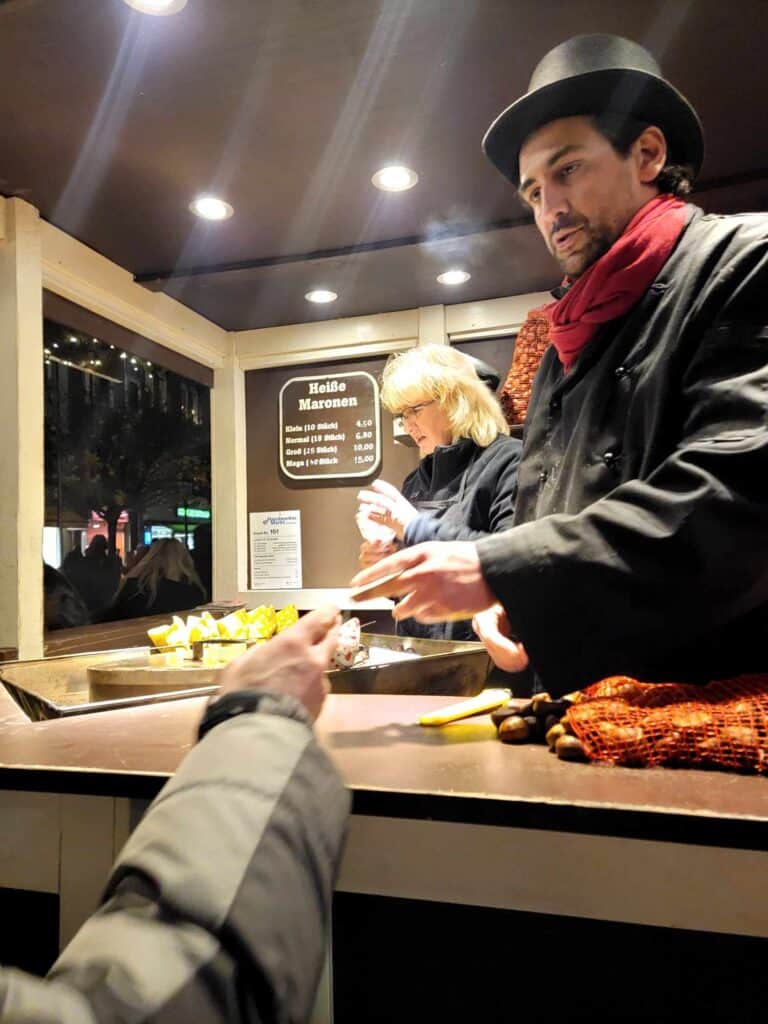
[245,355,418,588]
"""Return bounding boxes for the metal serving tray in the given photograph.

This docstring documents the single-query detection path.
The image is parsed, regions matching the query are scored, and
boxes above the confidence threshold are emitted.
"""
[1,633,492,722]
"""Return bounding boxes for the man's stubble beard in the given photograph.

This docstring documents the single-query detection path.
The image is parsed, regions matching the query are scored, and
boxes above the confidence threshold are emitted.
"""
[556,223,616,280]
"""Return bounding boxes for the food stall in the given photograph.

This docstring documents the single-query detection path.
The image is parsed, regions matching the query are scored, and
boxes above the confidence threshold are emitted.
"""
[1,617,767,1021]
[1,2,768,1017]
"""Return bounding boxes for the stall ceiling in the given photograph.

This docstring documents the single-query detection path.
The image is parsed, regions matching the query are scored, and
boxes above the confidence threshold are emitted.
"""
[1,0,766,330]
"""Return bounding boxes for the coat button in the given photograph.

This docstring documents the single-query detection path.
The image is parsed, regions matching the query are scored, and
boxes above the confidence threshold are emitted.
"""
[603,450,617,466]
[614,366,627,379]
[549,395,561,411]
[538,469,548,483]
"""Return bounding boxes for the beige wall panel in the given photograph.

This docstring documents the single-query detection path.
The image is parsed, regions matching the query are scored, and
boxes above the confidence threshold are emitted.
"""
[41,220,228,369]
[446,292,552,338]
[0,790,60,893]
[234,309,419,370]
[417,304,447,345]
[0,198,45,658]
[339,816,768,938]
[212,357,249,598]
[59,795,118,946]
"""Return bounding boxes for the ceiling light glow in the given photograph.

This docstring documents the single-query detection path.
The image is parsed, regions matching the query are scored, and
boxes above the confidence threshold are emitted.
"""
[305,289,338,304]
[437,269,471,286]
[122,0,188,14]
[189,196,234,221]
[371,165,418,192]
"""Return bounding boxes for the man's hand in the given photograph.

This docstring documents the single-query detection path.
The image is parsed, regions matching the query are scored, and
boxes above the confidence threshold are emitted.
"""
[218,606,341,720]
[349,542,496,622]
[472,604,529,672]
[358,539,398,568]
[356,479,419,540]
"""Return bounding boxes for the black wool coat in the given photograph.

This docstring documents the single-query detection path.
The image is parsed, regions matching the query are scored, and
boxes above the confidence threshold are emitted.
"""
[398,433,521,641]
[477,206,768,696]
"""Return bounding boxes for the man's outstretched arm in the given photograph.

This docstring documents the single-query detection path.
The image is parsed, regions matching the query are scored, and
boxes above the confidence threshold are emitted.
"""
[0,608,349,1024]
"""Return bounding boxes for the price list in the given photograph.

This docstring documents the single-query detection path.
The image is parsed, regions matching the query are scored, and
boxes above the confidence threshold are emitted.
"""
[279,371,381,480]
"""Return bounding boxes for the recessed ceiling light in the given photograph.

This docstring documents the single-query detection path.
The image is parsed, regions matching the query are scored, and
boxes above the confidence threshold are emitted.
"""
[305,289,338,304]
[122,0,188,14]
[189,196,234,221]
[371,165,419,192]
[437,269,471,286]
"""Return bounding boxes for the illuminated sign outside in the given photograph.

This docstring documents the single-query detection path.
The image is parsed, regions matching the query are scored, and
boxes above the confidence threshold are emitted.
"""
[176,507,211,520]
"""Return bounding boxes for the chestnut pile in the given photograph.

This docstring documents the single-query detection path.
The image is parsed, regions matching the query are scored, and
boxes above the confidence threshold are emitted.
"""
[492,692,589,762]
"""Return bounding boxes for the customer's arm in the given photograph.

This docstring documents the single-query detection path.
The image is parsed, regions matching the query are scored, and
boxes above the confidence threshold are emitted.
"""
[0,608,348,1024]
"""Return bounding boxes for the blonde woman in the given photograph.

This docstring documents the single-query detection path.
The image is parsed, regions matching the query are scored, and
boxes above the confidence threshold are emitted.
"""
[107,537,206,620]
[357,344,521,641]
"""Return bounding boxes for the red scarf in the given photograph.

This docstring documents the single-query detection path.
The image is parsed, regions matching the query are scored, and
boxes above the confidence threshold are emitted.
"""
[544,194,689,372]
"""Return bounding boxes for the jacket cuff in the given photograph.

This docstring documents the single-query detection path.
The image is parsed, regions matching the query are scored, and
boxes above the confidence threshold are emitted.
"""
[475,522,553,647]
[198,689,312,742]
[403,513,440,546]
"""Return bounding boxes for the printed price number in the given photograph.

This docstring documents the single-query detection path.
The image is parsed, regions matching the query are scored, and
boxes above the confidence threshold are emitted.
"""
[353,454,376,465]
[355,419,373,428]
[353,443,374,452]
[354,430,373,440]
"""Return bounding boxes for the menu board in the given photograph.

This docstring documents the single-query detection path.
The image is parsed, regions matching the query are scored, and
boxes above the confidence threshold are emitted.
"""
[279,371,381,480]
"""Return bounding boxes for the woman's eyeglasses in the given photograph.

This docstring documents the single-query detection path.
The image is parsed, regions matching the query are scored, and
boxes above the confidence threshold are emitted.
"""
[399,400,435,420]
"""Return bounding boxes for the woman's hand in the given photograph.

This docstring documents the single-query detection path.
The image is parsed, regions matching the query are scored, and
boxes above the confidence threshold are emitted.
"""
[358,539,398,568]
[472,604,530,673]
[356,479,419,540]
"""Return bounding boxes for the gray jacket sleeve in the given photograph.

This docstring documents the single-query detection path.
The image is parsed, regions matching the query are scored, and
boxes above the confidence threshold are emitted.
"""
[0,699,350,1024]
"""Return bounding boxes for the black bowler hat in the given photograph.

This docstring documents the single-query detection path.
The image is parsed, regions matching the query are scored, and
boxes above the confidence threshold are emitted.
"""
[483,33,704,187]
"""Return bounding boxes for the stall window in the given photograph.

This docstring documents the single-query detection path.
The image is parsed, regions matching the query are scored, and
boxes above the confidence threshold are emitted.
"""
[43,318,213,621]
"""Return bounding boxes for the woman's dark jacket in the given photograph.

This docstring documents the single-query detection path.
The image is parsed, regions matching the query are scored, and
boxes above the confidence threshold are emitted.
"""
[107,576,206,621]
[398,433,521,641]
[476,207,768,695]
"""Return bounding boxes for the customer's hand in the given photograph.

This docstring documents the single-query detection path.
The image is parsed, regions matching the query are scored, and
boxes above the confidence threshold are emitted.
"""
[356,480,419,540]
[472,604,529,673]
[350,542,496,622]
[218,606,341,720]
[358,539,398,568]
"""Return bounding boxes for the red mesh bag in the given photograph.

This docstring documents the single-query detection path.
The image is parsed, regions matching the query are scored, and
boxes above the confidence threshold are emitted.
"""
[499,307,551,426]
[567,675,768,772]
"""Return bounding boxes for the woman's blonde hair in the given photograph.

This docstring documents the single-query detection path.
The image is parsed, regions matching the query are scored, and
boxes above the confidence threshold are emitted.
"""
[380,344,509,447]
[119,537,203,605]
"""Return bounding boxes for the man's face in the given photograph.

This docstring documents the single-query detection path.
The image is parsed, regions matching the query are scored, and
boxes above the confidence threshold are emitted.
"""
[518,116,648,279]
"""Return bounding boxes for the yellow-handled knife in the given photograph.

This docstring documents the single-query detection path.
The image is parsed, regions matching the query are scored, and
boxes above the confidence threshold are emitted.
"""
[419,688,511,727]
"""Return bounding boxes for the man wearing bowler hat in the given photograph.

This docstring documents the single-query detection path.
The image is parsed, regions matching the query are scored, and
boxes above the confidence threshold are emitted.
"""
[351,34,768,697]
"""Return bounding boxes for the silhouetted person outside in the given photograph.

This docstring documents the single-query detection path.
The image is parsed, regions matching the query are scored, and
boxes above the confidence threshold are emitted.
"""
[65,535,122,621]
[43,563,90,631]
[191,523,212,602]
[107,538,205,620]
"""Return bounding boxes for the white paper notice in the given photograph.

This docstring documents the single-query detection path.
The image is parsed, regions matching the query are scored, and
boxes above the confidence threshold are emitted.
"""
[249,510,303,590]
